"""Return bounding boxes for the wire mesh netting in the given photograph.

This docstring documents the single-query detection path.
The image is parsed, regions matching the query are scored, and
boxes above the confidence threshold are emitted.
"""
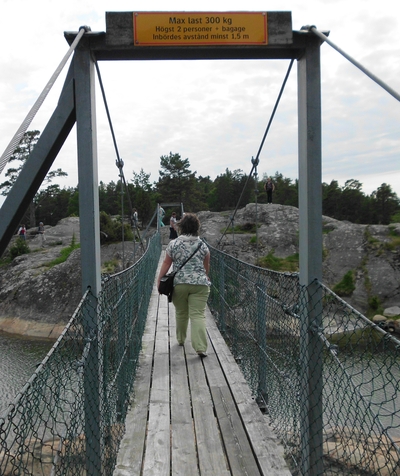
[0,233,161,475]
[207,244,400,476]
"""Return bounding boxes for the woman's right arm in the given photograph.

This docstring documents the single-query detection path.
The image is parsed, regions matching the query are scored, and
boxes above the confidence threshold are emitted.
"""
[203,252,210,277]
[157,254,173,289]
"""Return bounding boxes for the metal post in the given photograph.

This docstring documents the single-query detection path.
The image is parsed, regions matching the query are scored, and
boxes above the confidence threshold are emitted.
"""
[256,279,267,403]
[218,256,226,334]
[297,32,324,476]
[74,41,103,474]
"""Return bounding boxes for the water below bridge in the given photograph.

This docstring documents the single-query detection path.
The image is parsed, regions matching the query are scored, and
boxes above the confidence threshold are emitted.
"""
[0,331,52,416]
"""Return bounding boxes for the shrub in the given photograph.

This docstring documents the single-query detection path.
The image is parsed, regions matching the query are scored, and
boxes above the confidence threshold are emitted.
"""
[100,212,133,243]
[9,238,30,259]
[390,211,400,223]
[367,296,383,317]
[333,270,355,297]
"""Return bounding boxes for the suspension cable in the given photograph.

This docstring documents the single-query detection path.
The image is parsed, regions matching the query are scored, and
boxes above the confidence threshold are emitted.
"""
[305,26,400,102]
[217,59,294,247]
[94,60,145,255]
[0,26,91,176]
[94,60,134,216]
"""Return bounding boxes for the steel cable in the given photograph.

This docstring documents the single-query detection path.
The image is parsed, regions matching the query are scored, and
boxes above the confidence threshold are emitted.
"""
[0,26,90,176]
[307,26,400,102]
[217,59,294,247]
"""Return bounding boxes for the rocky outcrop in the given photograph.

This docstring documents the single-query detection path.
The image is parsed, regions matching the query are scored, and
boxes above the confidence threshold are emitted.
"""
[0,217,143,338]
[198,204,400,315]
[0,208,399,338]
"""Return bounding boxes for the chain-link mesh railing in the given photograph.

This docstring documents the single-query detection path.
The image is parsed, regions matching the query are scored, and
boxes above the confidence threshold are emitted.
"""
[0,232,161,475]
[208,244,400,476]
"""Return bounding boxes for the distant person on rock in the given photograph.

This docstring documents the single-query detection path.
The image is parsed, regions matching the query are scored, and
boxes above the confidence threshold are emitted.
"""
[264,177,275,204]
[38,222,46,247]
[18,225,26,240]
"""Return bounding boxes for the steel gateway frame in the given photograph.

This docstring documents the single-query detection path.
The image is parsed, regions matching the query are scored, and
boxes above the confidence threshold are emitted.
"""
[0,12,325,475]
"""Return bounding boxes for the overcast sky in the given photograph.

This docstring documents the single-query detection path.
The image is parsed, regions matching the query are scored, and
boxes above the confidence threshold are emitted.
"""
[0,0,399,202]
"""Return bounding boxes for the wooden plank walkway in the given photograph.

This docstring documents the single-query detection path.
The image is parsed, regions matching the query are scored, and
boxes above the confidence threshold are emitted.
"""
[113,254,291,476]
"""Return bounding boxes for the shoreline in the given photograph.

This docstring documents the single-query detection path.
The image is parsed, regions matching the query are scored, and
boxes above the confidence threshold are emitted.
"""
[0,317,65,341]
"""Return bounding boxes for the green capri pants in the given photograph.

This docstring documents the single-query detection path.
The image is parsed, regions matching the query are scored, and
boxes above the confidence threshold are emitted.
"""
[172,283,210,353]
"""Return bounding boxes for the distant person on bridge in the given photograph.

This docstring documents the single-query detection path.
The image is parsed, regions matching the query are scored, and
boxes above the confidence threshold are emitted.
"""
[132,208,139,228]
[157,213,211,357]
[169,212,178,239]
[264,176,275,204]
[158,205,165,227]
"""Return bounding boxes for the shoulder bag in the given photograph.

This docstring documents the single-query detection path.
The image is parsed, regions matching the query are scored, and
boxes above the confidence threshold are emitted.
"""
[158,241,202,302]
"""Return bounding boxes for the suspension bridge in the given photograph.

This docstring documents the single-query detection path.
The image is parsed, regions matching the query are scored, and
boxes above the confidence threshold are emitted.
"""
[0,10,399,476]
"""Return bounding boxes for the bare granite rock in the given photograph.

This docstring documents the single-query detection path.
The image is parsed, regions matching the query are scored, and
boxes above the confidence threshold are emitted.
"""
[0,217,144,338]
[198,204,400,314]
[0,207,399,338]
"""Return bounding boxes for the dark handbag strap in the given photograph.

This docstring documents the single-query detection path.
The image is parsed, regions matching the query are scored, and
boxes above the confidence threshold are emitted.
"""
[175,241,202,272]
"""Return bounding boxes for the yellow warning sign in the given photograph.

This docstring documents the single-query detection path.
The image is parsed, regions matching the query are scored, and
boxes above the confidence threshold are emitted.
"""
[133,12,268,46]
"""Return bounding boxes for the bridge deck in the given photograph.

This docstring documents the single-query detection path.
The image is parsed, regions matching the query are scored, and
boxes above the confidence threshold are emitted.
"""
[113,254,290,476]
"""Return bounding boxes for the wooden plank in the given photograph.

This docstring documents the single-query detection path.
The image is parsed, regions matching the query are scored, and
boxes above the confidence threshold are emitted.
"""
[186,345,230,476]
[116,253,290,476]
[142,292,170,476]
[170,306,200,476]
[203,352,262,476]
[205,308,292,476]
[113,283,158,476]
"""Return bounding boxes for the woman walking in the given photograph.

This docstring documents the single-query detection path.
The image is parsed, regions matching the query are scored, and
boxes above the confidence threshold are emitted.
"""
[157,213,210,357]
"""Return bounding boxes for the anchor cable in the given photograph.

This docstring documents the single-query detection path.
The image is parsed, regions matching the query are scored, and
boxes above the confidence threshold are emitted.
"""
[306,26,400,102]
[0,26,90,176]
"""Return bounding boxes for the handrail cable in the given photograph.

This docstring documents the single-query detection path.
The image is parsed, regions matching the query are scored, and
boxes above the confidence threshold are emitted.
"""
[93,60,146,258]
[305,26,400,102]
[217,59,295,247]
[0,26,91,176]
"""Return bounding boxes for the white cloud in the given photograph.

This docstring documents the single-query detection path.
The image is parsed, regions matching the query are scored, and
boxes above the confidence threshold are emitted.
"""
[0,0,399,200]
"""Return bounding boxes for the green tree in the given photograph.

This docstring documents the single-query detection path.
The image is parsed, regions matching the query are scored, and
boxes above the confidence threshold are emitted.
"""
[371,183,400,225]
[34,185,75,225]
[130,169,156,225]
[340,179,365,223]
[270,172,298,206]
[209,169,235,211]
[322,180,341,218]
[99,180,120,215]
[0,130,67,227]
[197,175,213,211]
[156,152,202,212]
[67,188,79,216]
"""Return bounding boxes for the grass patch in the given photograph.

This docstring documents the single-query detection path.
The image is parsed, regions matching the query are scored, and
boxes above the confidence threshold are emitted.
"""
[102,259,119,274]
[332,270,355,297]
[364,227,380,246]
[258,250,299,272]
[47,235,80,268]
[327,327,384,349]
[222,222,260,234]
[384,235,400,251]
